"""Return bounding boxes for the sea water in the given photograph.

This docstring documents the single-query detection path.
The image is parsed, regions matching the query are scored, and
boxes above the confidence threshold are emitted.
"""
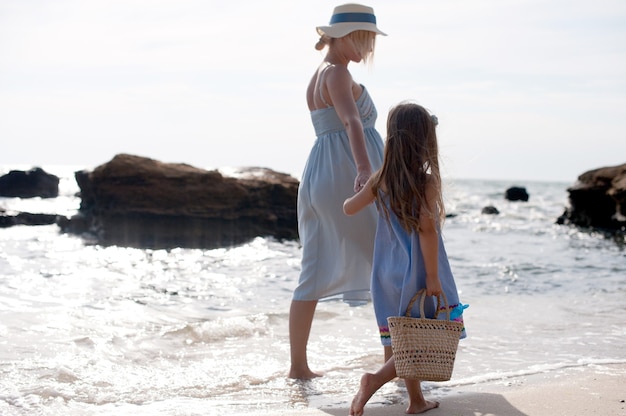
[0,166,625,415]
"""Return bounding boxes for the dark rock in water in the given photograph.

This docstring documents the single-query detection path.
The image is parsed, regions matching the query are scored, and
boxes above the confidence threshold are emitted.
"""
[56,212,91,235]
[505,186,529,202]
[0,167,59,198]
[557,163,626,232]
[58,153,299,249]
[481,205,500,215]
[0,212,58,227]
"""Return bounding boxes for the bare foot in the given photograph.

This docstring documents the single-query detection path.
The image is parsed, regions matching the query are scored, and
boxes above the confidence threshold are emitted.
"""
[288,367,322,379]
[406,399,439,414]
[349,373,380,416]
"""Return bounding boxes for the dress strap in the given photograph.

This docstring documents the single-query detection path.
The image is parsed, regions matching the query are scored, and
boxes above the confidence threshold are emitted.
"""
[317,65,333,108]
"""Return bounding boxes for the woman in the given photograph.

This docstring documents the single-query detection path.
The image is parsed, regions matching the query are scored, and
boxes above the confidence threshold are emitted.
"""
[289,3,386,379]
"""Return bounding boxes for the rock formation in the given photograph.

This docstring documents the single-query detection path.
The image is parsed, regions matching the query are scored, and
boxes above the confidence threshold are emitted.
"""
[0,210,58,228]
[0,167,59,198]
[505,186,529,202]
[557,163,626,233]
[481,205,500,215]
[58,154,299,249]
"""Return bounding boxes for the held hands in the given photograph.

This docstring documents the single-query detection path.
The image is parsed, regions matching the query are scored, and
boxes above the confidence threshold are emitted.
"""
[344,174,376,216]
[353,170,371,193]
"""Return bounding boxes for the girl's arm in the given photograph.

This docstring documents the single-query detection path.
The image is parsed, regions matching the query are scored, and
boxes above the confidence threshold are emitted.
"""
[419,179,443,297]
[343,177,376,215]
[325,66,372,192]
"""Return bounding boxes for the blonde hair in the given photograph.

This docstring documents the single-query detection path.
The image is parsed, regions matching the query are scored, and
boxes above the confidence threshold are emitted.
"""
[371,102,445,232]
[315,30,377,63]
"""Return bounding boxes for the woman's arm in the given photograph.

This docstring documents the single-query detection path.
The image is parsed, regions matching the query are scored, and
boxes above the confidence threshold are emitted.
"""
[343,176,376,215]
[324,66,372,191]
[419,179,443,297]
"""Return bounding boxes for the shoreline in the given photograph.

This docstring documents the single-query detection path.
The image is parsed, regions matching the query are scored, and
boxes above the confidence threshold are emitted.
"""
[249,363,626,416]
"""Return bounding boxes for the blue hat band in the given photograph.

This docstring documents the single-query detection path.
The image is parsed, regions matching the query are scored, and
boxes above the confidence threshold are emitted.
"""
[329,12,377,25]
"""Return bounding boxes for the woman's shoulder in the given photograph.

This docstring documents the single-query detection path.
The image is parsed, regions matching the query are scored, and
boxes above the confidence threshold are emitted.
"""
[322,63,352,84]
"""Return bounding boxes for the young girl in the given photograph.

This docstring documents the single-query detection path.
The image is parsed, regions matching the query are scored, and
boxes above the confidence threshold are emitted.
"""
[344,102,466,415]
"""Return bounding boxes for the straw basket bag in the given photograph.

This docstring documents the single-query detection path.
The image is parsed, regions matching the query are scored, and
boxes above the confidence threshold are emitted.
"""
[387,289,464,381]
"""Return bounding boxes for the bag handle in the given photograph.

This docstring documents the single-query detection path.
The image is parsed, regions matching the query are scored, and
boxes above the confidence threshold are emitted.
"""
[404,289,452,321]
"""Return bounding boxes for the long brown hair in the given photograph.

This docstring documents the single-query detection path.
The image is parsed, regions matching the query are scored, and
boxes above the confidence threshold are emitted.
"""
[371,102,444,232]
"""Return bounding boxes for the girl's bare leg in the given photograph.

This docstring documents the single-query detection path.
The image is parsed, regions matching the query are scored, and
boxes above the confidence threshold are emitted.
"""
[404,378,439,414]
[384,345,393,362]
[384,346,439,414]
[288,300,321,379]
[350,357,397,416]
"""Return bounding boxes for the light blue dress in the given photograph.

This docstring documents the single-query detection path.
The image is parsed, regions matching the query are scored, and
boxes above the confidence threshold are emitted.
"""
[293,85,384,304]
[372,194,467,346]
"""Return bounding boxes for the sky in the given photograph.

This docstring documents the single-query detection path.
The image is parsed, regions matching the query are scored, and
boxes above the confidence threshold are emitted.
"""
[1,0,625,183]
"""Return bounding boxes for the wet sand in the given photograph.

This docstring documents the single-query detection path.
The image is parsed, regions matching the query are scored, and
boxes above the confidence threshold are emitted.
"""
[249,363,626,416]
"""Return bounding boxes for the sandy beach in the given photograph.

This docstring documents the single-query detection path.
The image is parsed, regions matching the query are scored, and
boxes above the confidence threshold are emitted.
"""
[249,363,625,416]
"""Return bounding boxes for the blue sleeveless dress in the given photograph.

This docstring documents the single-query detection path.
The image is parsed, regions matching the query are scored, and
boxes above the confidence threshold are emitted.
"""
[293,85,384,304]
[372,195,467,346]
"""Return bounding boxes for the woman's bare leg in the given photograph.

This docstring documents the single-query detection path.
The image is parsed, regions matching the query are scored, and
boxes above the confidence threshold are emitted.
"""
[288,300,321,379]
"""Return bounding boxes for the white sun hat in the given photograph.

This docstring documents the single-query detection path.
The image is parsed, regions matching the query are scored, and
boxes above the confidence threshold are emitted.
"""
[316,3,387,38]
